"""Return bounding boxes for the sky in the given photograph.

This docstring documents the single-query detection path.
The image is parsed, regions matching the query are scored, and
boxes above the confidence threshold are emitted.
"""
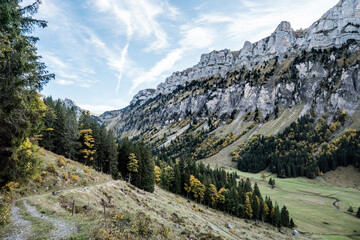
[25,0,339,114]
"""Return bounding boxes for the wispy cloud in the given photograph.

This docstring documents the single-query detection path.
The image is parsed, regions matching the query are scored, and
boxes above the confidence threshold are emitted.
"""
[130,48,184,93]
[90,0,178,51]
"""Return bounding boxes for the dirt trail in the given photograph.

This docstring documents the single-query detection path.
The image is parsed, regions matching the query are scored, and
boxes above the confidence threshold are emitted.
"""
[5,200,77,240]
[4,203,31,240]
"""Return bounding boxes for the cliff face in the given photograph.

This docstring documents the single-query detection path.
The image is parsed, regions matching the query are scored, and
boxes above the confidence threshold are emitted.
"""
[101,0,360,137]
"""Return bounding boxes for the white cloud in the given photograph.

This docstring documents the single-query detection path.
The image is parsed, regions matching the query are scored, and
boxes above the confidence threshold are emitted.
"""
[180,26,214,49]
[90,0,178,51]
[57,79,74,85]
[130,48,184,93]
[79,104,117,114]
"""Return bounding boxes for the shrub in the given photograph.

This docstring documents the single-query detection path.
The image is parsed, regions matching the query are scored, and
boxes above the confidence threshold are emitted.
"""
[347,206,354,213]
[63,172,69,180]
[84,167,90,174]
[57,156,66,167]
[47,162,57,173]
[35,175,43,183]
[0,196,11,226]
[71,175,79,183]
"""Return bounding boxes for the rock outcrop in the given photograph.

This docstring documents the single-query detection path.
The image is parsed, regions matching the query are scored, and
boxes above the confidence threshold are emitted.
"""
[101,0,360,137]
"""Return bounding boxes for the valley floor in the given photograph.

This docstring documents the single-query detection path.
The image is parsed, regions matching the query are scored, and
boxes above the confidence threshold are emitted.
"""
[207,165,360,240]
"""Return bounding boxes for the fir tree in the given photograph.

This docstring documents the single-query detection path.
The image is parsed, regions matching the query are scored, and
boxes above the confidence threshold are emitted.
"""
[0,0,53,186]
[281,205,290,227]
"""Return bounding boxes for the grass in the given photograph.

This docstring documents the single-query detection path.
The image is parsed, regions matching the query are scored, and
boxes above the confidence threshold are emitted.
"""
[16,200,55,240]
[3,150,314,239]
[216,167,360,239]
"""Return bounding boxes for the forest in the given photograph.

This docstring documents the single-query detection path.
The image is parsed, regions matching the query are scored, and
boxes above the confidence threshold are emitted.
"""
[233,112,360,178]
[154,158,294,228]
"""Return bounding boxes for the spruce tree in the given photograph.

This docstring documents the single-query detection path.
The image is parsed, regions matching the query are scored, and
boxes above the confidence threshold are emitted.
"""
[281,205,290,227]
[356,207,360,218]
[0,0,53,185]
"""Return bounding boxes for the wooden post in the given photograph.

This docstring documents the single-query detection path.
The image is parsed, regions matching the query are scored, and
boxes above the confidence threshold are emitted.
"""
[72,200,75,216]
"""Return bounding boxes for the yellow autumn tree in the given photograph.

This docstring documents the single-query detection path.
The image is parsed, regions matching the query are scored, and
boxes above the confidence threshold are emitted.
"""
[217,187,226,205]
[189,175,205,203]
[79,129,96,165]
[154,165,161,184]
[208,184,218,207]
[244,193,253,219]
[127,153,138,183]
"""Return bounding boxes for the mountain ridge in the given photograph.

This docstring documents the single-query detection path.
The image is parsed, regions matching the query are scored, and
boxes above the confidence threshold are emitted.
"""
[99,0,360,140]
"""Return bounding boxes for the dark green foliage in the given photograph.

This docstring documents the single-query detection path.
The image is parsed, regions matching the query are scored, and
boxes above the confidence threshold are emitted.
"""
[0,0,54,186]
[117,139,155,192]
[357,207,360,218]
[290,218,295,228]
[281,206,290,227]
[156,158,292,227]
[347,206,354,213]
[234,113,360,178]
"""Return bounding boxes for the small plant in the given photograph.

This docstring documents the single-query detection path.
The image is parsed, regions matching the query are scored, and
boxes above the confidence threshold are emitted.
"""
[71,174,79,183]
[35,175,43,183]
[57,156,66,167]
[63,172,69,180]
[84,167,90,174]
[0,196,11,226]
[348,206,354,213]
[47,162,57,173]
[2,182,19,193]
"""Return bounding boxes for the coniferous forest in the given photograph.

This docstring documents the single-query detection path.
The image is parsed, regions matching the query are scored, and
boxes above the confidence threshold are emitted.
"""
[154,158,293,228]
[233,112,360,178]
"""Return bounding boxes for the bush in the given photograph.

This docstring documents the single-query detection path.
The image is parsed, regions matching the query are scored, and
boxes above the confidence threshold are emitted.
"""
[57,156,66,167]
[0,196,11,226]
[347,206,354,213]
[47,162,57,173]
[71,175,79,183]
[84,167,90,174]
[63,172,69,180]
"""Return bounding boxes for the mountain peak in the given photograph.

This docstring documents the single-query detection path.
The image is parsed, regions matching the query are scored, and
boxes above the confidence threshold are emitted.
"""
[275,21,293,33]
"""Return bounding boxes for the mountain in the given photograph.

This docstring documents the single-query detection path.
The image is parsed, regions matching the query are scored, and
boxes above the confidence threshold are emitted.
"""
[60,98,101,121]
[100,0,360,144]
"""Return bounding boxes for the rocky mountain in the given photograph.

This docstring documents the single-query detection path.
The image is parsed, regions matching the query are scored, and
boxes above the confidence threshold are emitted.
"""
[100,0,360,143]
[61,98,100,121]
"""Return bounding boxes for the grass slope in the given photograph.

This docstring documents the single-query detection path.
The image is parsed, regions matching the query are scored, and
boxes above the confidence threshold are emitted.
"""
[214,167,360,240]
[0,150,310,239]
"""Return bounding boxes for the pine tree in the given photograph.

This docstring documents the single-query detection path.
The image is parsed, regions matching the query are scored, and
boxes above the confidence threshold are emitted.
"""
[63,107,78,160]
[127,153,138,183]
[107,130,118,178]
[274,203,281,227]
[357,207,360,218]
[290,218,295,228]
[0,0,54,186]
[161,166,174,190]
[281,205,290,227]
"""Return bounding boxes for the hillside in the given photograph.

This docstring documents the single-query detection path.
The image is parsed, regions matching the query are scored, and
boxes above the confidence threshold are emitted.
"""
[0,150,310,240]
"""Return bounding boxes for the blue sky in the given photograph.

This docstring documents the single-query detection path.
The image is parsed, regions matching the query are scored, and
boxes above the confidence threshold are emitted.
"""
[26,0,339,114]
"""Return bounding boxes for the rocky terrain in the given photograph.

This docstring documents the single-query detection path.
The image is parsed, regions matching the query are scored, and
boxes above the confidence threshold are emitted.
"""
[99,0,360,139]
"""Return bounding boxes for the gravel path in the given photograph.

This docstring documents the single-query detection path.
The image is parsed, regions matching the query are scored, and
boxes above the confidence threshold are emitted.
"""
[4,200,77,240]
[23,200,77,240]
[4,203,32,240]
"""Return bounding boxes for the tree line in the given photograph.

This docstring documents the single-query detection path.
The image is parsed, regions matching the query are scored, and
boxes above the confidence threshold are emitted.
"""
[155,157,294,228]
[233,112,360,178]
[39,97,155,192]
